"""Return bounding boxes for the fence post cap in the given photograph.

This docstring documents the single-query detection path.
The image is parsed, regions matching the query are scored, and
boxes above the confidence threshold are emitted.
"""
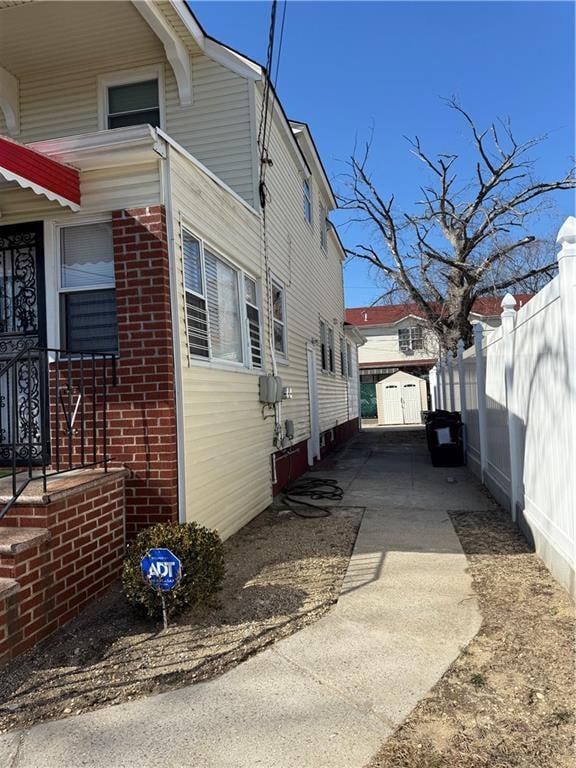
[501,293,517,313]
[457,338,465,353]
[556,216,576,246]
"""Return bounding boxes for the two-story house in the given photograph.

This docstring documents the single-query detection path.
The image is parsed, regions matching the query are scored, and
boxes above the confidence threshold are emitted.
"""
[346,297,531,418]
[0,0,363,536]
[0,1,364,661]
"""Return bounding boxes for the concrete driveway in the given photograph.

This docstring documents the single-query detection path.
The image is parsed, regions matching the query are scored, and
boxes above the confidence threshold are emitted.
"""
[1,427,490,768]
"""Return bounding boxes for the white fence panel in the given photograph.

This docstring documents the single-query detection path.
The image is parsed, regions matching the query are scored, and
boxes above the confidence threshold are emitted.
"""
[462,349,480,471]
[484,329,511,504]
[430,217,576,596]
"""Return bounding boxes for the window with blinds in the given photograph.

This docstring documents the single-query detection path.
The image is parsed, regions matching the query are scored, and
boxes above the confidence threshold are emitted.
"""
[245,276,262,368]
[182,227,260,368]
[59,222,118,353]
[182,232,209,357]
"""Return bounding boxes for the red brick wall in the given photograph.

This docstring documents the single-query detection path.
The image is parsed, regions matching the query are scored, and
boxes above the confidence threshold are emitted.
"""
[110,207,178,537]
[0,472,126,665]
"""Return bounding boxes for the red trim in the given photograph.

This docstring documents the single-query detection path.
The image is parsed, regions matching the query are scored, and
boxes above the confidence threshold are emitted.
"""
[0,136,80,206]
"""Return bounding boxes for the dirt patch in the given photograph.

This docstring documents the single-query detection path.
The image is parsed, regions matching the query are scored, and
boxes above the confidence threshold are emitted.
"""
[367,507,575,768]
[0,505,362,732]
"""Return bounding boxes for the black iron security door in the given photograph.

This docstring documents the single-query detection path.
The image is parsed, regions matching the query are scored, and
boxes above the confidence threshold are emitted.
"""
[0,222,48,466]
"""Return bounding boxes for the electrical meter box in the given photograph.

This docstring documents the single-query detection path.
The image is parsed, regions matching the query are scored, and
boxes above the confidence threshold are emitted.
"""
[259,374,283,404]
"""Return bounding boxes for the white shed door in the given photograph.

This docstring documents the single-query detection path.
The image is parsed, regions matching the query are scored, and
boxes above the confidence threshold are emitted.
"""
[401,383,421,424]
[383,383,403,424]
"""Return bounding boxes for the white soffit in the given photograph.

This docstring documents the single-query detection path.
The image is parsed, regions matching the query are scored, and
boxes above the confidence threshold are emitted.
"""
[132,0,193,105]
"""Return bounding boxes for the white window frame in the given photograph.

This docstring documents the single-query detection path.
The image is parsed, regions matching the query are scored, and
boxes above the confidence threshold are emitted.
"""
[181,224,261,371]
[271,277,287,359]
[244,274,264,369]
[398,325,424,352]
[98,65,165,131]
[56,217,117,353]
[303,178,312,225]
[346,341,353,379]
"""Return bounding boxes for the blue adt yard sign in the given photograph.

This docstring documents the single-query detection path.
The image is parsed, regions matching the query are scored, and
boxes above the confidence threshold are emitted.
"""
[140,548,182,592]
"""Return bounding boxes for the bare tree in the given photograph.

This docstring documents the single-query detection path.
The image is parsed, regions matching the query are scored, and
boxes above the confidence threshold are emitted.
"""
[339,101,575,349]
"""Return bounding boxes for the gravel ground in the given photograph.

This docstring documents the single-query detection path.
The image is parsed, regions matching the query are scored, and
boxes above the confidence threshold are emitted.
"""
[0,505,362,733]
[367,507,575,768]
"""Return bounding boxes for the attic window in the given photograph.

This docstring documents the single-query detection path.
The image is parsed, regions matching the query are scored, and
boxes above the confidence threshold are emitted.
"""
[99,69,163,131]
[107,79,160,129]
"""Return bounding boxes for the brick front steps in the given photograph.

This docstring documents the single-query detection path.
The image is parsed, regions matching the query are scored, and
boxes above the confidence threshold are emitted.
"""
[0,469,127,666]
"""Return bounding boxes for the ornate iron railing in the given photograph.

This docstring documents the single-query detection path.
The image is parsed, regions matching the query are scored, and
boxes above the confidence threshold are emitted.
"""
[0,345,117,519]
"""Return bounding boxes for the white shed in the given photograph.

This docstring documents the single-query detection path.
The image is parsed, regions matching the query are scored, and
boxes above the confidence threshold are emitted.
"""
[376,371,428,425]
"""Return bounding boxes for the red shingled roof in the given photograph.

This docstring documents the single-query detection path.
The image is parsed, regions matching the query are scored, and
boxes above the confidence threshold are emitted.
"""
[346,295,533,326]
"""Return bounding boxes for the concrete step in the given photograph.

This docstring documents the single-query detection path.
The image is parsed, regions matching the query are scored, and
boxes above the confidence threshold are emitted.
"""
[0,527,50,556]
[0,577,20,601]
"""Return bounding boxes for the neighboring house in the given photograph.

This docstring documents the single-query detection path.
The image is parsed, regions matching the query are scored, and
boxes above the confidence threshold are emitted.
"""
[0,0,363,657]
[346,297,532,418]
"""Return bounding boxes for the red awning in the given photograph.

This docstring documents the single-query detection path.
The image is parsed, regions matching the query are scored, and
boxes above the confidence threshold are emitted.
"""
[0,135,80,210]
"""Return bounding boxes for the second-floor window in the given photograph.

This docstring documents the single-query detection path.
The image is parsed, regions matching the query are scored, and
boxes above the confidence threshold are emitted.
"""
[327,326,334,372]
[59,222,118,354]
[105,77,161,129]
[303,179,312,224]
[398,325,424,352]
[320,207,328,250]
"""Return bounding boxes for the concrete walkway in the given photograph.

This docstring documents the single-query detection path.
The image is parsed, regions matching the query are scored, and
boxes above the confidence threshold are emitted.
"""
[1,428,492,768]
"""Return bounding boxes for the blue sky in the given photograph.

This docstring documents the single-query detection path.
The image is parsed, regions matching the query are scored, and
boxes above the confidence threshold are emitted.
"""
[192,1,575,307]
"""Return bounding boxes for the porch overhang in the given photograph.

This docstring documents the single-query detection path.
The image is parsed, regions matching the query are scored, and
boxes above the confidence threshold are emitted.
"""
[0,135,80,211]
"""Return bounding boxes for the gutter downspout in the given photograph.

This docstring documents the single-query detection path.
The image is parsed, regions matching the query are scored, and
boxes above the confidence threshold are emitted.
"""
[159,141,187,523]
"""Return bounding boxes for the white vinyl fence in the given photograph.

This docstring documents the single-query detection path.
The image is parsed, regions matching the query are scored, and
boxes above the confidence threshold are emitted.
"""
[429,217,576,597]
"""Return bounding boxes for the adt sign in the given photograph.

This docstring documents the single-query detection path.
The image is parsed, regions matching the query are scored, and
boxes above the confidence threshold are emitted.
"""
[140,548,182,592]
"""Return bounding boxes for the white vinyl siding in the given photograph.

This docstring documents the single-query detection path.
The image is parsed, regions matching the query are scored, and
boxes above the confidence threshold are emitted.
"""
[170,148,269,541]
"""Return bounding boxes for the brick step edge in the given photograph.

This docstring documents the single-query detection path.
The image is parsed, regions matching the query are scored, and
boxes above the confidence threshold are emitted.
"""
[0,577,20,601]
[0,528,50,556]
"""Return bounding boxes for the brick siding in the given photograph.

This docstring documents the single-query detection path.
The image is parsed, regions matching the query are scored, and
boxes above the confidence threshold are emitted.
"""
[110,206,178,537]
[0,472,126,665]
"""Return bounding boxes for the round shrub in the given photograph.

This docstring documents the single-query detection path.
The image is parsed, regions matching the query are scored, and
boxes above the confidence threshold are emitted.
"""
[122,521,225,619]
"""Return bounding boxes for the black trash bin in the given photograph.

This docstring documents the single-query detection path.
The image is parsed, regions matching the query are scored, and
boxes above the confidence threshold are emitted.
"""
[426,411,464,467]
